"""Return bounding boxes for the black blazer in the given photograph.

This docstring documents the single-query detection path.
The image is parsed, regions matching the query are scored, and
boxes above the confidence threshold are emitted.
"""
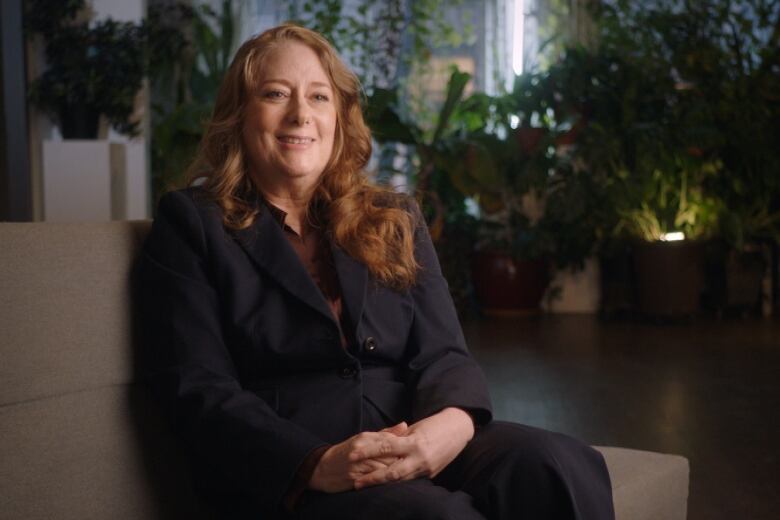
[139,187,492,518]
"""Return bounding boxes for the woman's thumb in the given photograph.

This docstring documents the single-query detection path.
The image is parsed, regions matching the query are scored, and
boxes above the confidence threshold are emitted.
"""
[381,421,409,435]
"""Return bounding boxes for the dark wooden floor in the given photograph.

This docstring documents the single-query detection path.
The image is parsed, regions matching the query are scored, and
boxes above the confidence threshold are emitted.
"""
[463,315,780,520]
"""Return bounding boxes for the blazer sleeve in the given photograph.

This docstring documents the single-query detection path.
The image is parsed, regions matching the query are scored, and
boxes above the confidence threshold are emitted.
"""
[139,190,327,513]
[405,205,493,426]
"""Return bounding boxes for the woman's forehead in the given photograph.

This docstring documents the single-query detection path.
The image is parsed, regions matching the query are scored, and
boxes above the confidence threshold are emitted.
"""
[247,41,332,88]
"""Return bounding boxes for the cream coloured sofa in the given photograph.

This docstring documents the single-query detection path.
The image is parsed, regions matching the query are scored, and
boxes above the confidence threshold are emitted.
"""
[0,221,689,519]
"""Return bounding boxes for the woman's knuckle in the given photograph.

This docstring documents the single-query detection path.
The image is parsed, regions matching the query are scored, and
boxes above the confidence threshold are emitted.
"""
[349,447,364,460]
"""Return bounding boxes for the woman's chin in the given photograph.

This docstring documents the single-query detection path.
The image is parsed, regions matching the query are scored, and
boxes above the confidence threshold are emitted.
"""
[266,163,326,187]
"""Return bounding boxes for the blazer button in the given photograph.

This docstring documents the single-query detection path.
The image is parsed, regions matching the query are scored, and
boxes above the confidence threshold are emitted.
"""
[364,337,377,352]
[339,366,357,378]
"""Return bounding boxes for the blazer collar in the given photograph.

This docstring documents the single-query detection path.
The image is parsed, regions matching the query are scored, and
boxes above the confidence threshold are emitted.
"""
[231,197,368,331]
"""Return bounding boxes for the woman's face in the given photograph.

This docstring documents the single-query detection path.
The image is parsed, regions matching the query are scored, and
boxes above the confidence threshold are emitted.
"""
[242,41,338,193]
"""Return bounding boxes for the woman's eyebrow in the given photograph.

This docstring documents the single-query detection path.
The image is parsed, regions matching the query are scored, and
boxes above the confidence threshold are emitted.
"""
[309,81,333,90]
[258,79,291,87]
[259,79,332,90]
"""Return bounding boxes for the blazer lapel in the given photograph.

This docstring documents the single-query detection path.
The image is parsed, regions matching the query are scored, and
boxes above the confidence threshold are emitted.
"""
[232,207,338,327]
[330,242,368,334]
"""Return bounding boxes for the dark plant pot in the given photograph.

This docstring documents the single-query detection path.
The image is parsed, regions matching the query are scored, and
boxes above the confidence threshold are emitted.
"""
[599,242,637,318]
[703,241,767,314]
[633,240,705,317]
[472,251,549,314]
[59,104,100,139]
[725,247,766,310]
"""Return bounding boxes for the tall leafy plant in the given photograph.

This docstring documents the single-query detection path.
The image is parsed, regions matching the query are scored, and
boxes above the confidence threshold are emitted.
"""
[589,0,780,247]
[149,0,236,198]
[365,69,487,312]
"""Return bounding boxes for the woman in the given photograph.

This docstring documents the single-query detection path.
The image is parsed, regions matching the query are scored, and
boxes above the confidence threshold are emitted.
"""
[140,23,614,520]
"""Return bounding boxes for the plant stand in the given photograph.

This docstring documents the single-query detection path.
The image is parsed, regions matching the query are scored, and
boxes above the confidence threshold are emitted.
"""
[43,140,127,222]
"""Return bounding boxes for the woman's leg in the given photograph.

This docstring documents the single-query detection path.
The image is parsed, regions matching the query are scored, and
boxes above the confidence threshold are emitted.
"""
[433,421,615,520]
[293,478,487,520]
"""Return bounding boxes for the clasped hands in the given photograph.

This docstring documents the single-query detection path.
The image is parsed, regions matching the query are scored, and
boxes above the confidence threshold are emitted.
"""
[308,407,475,493]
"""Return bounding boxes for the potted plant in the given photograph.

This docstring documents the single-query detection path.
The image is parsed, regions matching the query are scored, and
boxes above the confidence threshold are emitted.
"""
[25,0,147,139]
[541,36,716,317]
[365,69,479,313]
[619,160,721,317]
[366,63,603,314]
[440,72,564,314]
[580,0,780,317]
[685,4,780,313]
[457,131,556,314]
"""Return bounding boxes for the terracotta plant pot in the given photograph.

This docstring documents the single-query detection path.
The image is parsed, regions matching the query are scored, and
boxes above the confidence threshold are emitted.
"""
[515,127,547,155]
[554,117,587,147]
[472,251,549,314]
[633,240,705,316]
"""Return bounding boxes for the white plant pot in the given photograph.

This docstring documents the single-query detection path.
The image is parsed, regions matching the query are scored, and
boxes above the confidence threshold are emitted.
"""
[43,140,127,222]
[543,257,601,313]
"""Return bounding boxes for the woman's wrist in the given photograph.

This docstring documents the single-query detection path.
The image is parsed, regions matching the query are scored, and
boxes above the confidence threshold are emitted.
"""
[439,407,476,441]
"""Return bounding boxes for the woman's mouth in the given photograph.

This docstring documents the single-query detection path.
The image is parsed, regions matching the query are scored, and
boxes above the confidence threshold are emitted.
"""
[277,136,314,144]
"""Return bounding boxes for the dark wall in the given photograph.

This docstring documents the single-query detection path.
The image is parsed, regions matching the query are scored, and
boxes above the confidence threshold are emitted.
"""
[0,0,32,221]
[1,47,6,215]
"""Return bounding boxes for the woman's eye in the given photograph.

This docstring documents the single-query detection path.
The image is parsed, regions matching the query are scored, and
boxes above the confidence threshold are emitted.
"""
[313,93,329,102]
[264,90,286,99]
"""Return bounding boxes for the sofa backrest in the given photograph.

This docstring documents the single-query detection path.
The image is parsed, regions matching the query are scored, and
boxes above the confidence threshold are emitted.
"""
[0,221,205,520]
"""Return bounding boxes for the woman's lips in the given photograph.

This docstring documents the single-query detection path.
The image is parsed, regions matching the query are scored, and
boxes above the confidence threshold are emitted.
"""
[277,135,314,145]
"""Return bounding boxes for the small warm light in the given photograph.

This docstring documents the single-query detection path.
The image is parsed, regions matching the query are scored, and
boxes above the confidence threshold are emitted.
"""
[660,232,685,242]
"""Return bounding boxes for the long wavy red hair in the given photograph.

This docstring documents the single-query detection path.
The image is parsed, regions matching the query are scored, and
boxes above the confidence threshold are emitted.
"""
[186,24,417,289]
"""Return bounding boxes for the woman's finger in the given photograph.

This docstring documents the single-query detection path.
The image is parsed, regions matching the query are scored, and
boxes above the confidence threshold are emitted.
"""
[380,421,409,436]
[353,455,424,489]
[349,432,413,462]
[372,456,399,465]
[352,465,394,489]
[351,458,387,475]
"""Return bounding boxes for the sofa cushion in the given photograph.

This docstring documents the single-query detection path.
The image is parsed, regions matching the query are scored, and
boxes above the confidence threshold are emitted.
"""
[0,222,689,519]
[596,446,690,520]
[0,384,204,520]
[0,221,150,405]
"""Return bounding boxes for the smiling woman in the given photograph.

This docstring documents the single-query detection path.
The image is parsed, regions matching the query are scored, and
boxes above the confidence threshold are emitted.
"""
[241,41,338,225]
[139,23,615,520]
[185,23,416,289]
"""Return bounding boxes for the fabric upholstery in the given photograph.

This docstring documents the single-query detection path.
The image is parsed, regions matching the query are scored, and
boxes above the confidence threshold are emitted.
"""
[0,385,203,520]
[596,446,690,520]
[0,221,689,519]
[0,222,149,403]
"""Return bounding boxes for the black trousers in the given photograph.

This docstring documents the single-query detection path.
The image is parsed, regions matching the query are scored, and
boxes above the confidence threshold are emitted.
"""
[292,421,615,520]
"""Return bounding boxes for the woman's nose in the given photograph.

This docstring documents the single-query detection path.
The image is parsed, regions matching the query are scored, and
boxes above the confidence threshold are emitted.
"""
[287,94,312,126]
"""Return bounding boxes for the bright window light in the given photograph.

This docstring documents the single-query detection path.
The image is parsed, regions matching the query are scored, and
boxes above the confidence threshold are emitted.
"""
[660,231,686,242]
[513,0,525,76]
[510,115,520,128]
